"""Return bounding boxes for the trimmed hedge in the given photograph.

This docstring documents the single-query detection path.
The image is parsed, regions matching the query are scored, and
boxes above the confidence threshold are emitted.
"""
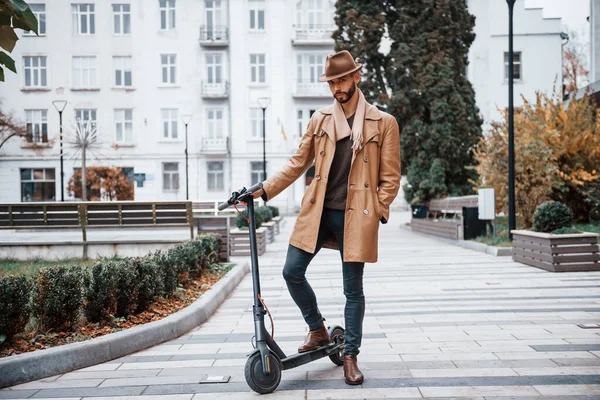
[267,205,280,218]
[236,209,264,229]
[0,234,221,341]
[533,201,573,233]
[256,206,273,223]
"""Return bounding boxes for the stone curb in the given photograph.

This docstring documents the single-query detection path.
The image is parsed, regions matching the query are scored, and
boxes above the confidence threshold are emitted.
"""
[0,261,250,389]
[401,224,512,257]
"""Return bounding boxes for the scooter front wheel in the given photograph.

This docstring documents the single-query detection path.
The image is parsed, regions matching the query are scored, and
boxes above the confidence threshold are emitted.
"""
[244,350,282,394]
[328,326,345,366]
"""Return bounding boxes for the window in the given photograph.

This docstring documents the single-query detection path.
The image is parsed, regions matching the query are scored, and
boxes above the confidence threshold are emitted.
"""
[504,51,522,81]
[207,161,224,191]
[250,54,266,84]
[24,4,46,35]
[161,108,178,139]
[75,109,97,132]
[250,108,263,139]
[23,56,48,88]
[206,53,222,83]
[115,109,133,143]
[161,54,177,84]
[297,54,325,83]
[296,108,316,137]
[295,0,334,28]
[21,168,55,202]
[249,0,265,31]
[205,0,223,39]
[25,110,48,144]
[206,109,223,138]
[113,56,132,87]
[113,4,131,35]
[72,56,97,88]
[72,4,95,35]
[162,162,179,191]
[159,0,176,30]
[250,161,266,185]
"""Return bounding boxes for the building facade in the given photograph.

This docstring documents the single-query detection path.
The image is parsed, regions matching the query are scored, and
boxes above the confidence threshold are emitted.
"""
[0,0,562,214]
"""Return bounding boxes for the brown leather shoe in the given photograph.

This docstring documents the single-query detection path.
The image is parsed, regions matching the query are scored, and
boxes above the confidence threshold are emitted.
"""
[298,325,331,353]
[343,355,364,385]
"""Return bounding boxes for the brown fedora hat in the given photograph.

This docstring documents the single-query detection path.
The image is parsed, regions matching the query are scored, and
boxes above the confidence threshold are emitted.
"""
[319,50,362,82]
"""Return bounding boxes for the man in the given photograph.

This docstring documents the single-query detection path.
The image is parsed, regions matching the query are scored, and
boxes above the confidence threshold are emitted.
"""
[252,50,401,385]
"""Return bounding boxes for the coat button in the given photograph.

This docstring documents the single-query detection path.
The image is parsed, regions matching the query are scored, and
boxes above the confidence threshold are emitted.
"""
[363,209,369,215]
[315,175,321,180]
[363,157,368,163]
[320,151,326,156]
[364,182,369,188]
[310,198,316,204]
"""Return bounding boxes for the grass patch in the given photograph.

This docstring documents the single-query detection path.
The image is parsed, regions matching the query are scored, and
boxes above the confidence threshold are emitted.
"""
[0,258,113,277]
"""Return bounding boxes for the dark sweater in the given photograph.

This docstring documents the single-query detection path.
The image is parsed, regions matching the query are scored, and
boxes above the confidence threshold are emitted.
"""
[324,114,355,210]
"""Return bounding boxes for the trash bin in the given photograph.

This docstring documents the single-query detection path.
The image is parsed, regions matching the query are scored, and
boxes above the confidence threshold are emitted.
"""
[462,207,487,240]
[412,204,427,219]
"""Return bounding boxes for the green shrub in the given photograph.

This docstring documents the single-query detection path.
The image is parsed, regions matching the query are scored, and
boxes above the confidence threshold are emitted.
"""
[84,262,115,323]
[552,226,583,235]
[267,205,280,218]
[533,201,573,233]
[111,260,137,318]
[33,265,86,331]
[132,256,163,313]
[0,275,32,341]
[585,189,600,225]
[256,206,273,223]
[152,250,178,297]
[236,209,264,229]
[198,233,221,267]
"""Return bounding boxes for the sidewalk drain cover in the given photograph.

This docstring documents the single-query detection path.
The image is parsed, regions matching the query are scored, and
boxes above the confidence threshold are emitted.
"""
[199,375,231,384]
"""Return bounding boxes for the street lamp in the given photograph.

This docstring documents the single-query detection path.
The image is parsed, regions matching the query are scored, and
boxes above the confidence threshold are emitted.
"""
[52,100,67,202]
[506,0,516,240]
[181,114,193,201]
[257,97,271,189]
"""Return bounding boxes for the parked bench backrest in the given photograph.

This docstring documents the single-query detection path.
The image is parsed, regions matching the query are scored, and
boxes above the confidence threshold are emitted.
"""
[429,195,479,214]
[0,204,80,228]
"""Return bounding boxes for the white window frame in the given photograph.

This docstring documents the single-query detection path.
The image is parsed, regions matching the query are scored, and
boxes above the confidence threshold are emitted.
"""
[207,161,224,191]
[162,162,179,191]
[249,0,265,31]
[205,0,223,34]
[206,53,223,84]
[24,4,46,36]
[160,54,177,84]
[23,55,48,88]
[206,108,224,139]
[74,109,97,131]
[113,56,133,87]
[113,4,131,35]
[250,108,263,139]
[72,56,98,89]
[250,161,266,185]
[504,51,523,82]
[296,108,317,137]
[250,54,266,84]
[25,109,48,144]
[159,0,176,30]
[72,4,95,35]
[114,109,133,143]
[295,0,335,28]
[296,53,326,84]
[20,168,56,202]
[161,108,179,140]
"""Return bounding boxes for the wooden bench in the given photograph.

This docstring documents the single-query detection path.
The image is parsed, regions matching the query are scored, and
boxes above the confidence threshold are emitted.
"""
[411,195,479,240]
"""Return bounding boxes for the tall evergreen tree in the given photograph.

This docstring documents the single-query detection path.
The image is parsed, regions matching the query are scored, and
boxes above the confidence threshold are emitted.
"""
[333,0,483,204]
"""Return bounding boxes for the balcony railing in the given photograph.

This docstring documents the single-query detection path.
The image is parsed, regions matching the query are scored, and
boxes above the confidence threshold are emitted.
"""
[293,80,330,98]
[201,80,229,98]
[200,137,229,154]
[292,24,336,44]
[199,25,229,46]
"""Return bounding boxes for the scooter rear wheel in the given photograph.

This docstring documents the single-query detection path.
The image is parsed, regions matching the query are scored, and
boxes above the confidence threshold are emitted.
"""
[328,326,345,366]
[245,350,282,394]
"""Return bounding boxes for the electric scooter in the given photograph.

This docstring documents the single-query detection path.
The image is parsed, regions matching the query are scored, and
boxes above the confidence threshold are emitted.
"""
[218,182,345,394]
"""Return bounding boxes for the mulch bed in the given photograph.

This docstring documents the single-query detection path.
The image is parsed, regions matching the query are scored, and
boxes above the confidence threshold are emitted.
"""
[0,268,231,358]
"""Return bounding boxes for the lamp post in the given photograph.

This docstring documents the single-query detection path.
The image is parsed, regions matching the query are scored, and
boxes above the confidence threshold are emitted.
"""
[257,97,271,188]
[506,0,516,240]
[181,114,193,201]
[52,100,67,202]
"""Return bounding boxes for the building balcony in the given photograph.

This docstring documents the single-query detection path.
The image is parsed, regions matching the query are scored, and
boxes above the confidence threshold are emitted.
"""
[200,137,229,154]
[292,25,335,46]
[199,26,229,47]
[201,81,229,99]
[292,81,330,98]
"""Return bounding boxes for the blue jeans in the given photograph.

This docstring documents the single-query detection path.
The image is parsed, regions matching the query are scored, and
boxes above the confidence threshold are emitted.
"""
[282,208,365,356]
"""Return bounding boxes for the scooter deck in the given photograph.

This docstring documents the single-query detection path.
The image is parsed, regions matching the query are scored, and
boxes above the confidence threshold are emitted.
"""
[280,343,342,370]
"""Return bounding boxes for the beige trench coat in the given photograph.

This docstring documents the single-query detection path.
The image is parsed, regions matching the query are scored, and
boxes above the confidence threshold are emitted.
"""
[262,102,401,263]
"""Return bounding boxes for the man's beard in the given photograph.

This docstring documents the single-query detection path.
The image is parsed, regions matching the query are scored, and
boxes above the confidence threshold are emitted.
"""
[334,82,357,104]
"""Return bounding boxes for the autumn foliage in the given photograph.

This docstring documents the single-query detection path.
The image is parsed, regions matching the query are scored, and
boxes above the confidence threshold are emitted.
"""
[474,92,600,227]
[68,166,134,201]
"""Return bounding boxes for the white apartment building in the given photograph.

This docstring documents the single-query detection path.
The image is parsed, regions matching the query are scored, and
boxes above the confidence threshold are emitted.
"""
[0,0,563,214]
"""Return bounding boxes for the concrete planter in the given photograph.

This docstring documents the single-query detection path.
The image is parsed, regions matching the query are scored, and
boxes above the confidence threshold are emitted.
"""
[511,229,600,272]
[229,227,267,257]
[272,216,283,235]
[262,221,276,243]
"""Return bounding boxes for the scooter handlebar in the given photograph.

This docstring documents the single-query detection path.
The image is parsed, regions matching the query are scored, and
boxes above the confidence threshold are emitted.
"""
[217,182,264,211]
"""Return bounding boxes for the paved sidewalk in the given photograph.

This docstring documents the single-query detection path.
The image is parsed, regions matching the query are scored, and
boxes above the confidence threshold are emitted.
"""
[2,211,600,399]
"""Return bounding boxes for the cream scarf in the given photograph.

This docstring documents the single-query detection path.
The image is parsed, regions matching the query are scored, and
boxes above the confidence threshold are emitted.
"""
[332,88,367,150]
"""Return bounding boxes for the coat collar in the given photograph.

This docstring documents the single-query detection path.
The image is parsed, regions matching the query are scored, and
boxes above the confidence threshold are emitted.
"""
[318,103,382,146]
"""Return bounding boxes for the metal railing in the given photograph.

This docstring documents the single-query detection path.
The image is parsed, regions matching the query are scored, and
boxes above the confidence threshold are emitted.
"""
[201,80,229,97]
[293,80,330,97]
[199,25,229,41]
[293,24,335,41]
